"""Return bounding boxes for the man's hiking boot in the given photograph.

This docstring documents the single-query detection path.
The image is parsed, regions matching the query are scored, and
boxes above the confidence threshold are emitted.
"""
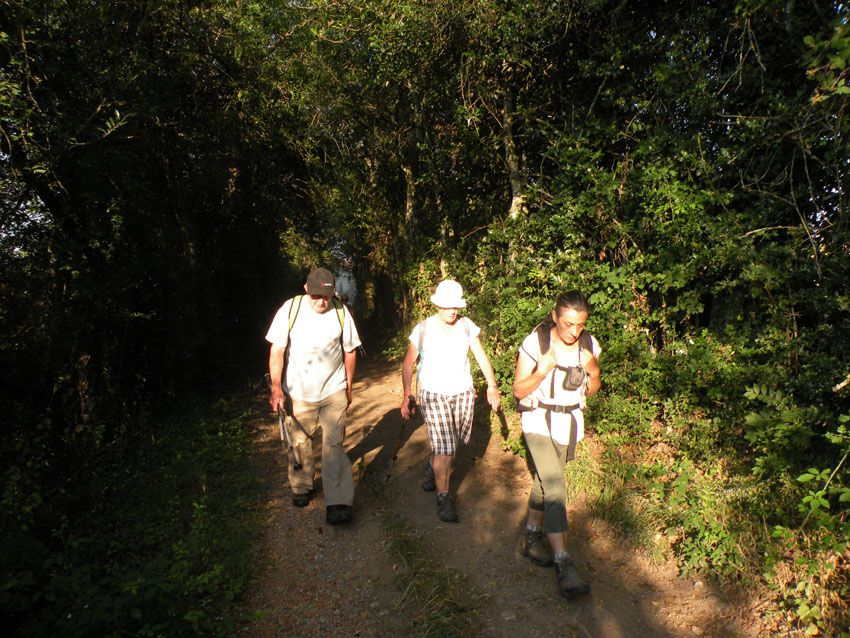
[554,556,591,599]
[421,458,436,492]
[292,492,310,508]
[326,504,352,525]
[436,492,458,523]
[518,528,553,566]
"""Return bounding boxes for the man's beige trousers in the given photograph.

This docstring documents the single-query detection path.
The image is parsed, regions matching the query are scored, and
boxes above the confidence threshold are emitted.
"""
[287,389,353,506]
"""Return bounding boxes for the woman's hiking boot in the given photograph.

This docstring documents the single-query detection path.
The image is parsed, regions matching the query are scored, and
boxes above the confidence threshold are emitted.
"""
[518,528,553,566]
[421,458,436,492]
[554,556,591,599]
[436,492,458,522]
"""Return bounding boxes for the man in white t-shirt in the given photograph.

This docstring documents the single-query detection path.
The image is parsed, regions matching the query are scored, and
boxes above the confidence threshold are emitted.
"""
[266,268,362,525]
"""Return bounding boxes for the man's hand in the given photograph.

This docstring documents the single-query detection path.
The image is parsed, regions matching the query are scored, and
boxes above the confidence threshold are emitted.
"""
[269,386,285,412]
[268,343,286,412]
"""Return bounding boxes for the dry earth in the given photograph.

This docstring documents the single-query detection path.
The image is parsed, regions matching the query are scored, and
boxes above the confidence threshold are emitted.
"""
[242,357,768,637]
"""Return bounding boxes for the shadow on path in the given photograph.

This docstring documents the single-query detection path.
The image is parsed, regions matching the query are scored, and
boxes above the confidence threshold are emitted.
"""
[347,406,418,486]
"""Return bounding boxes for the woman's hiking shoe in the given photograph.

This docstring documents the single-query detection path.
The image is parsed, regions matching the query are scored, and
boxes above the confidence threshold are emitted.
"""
[518,529,553,566]
[436,492,458,522]
[421,458,436,492]
[554,557,591,599]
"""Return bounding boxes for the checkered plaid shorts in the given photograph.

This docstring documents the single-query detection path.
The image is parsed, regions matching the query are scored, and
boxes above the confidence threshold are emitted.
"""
[418,388,476,456]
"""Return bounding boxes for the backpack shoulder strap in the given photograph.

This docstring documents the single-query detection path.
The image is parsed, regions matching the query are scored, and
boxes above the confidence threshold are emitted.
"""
[287,295,304,332]
[282,296,304,389]
[535,322,551,355]
[418,317,427,353]
[332,297,345,349]
[331,297,345,329]
[579,331,593,354]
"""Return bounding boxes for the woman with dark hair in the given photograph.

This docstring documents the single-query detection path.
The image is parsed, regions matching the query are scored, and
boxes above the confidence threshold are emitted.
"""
[512,291,602,599]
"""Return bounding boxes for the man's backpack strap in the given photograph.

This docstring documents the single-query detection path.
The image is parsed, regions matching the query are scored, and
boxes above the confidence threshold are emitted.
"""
[331,297,346,351]
[331,297,345,330]
[287,295,304,332]
[281,296,304,397]
[288,295,346,333]
[284,295,348,369]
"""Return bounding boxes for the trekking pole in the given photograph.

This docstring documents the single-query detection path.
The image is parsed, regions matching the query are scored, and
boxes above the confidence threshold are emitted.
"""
[278,406,302,471]
[386,395,415,482]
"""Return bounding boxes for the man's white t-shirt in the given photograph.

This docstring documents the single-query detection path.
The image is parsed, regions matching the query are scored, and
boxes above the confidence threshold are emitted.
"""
[409,316,479,395]
[265,297,362,403]
[518,329,601,446]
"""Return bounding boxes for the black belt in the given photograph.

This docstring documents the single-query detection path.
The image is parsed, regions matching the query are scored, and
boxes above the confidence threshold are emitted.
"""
[535,402,581,461]
[537,401,580,414]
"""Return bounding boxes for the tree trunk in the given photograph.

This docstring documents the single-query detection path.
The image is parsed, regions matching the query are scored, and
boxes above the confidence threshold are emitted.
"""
[503,92,524,219]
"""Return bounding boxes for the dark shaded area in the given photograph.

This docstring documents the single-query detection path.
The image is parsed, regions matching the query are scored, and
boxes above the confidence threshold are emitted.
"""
[347,406,416,487]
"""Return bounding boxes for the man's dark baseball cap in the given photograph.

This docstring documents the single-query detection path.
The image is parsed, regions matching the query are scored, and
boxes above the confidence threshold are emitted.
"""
[305,268,335,296]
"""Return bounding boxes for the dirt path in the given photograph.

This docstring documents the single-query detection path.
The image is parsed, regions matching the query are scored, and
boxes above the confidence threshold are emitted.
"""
[243,357,765,637]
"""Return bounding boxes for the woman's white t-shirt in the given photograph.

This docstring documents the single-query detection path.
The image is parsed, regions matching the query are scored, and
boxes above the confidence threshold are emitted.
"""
[409,316,479,395]
[518,328,601,446]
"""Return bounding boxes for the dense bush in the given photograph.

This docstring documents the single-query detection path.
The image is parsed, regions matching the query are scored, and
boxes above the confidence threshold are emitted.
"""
[0,395,261,637]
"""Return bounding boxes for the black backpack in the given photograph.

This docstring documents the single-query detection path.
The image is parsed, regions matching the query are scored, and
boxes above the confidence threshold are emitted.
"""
[515,323,593,411]
[536,322,592,392]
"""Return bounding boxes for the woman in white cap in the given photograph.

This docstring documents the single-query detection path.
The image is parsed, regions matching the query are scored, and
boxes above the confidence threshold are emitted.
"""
[400,279,501,522]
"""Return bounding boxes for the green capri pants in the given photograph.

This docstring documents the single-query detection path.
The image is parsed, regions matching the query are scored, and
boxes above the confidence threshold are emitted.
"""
[524,431,570,534]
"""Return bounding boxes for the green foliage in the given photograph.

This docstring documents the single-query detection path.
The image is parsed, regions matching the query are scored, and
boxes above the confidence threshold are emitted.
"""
[766,416,850,636]
[1,0,308,442]
[804,16,850,101]
[0,396,261,636]
[662,461,748,577]
[743,385,818,478]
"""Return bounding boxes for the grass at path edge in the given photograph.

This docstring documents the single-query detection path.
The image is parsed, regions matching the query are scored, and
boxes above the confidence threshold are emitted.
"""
[373,484,481,638]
